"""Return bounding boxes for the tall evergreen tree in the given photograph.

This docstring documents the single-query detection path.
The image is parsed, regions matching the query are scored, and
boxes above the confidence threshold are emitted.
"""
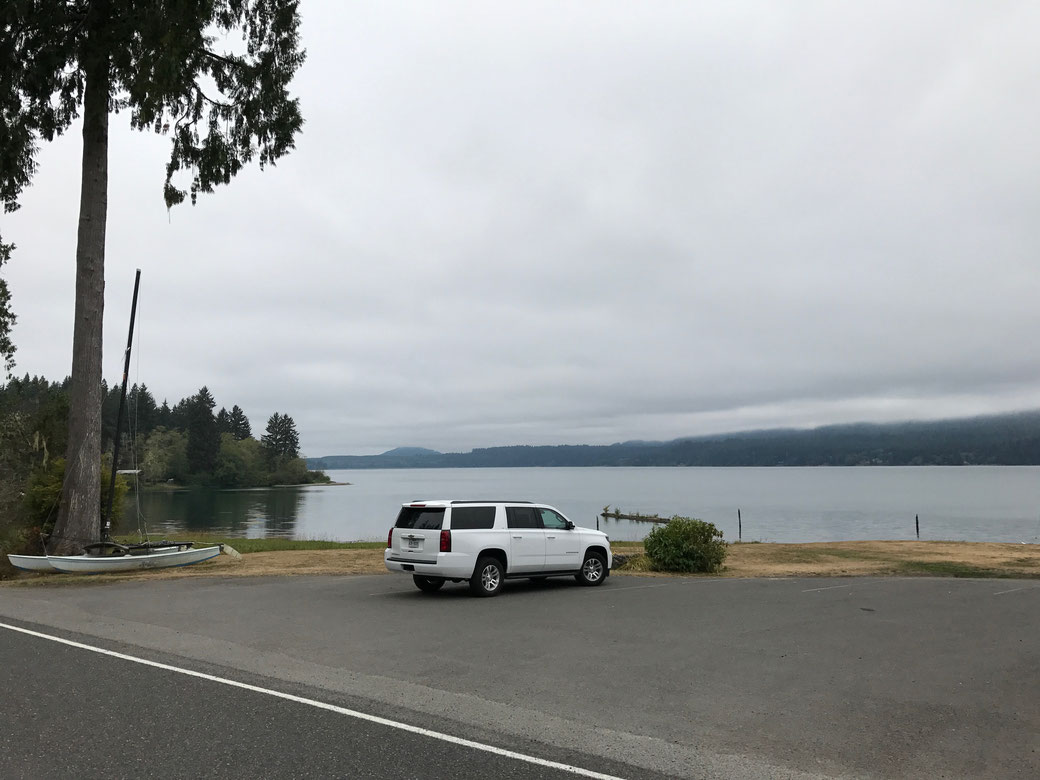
[261,412,300,459]
[1,2,305,553]
[100,379,120,452]
[216,406,231,435]
[156,399,172,429]
[186,386,219,476]
[169,398,192,431]
[228,405,251,440]
[128,383,158,437]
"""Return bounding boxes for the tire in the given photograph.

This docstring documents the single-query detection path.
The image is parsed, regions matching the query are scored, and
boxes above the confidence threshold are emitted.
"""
[575,551,607,586]
[413,575,445,593]
[470,556,504,597]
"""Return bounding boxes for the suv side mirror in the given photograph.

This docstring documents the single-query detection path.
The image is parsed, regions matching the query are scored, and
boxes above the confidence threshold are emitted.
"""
[564,520,575,530]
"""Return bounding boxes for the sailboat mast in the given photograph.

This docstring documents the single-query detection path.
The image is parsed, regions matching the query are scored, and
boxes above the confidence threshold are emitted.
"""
[102,268,141,539]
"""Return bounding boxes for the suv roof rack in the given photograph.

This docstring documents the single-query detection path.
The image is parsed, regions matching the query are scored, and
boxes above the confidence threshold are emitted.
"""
[404,499,534,505]
[450,499,532,504]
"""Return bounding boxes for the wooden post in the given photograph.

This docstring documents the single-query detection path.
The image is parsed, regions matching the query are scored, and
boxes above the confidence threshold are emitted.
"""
[915,514,919,540]
[738,508,742,541]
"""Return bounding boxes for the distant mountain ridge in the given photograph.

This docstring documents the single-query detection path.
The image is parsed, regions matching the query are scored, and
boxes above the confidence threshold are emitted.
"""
[307,410,1040,469]
[380,447,442,457]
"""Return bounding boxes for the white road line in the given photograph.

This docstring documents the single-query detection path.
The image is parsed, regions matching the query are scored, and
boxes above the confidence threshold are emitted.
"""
[0,621,624,780]
[801,584,852,593]
[993,586,1035,596]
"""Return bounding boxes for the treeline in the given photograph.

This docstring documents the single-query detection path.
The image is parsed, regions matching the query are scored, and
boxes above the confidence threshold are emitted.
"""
[1,374,328,487]
[309,411,1040,469]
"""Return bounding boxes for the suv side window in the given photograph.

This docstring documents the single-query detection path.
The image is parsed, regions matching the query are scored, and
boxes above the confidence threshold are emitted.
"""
[449,506,496,530]
[506,506,541,529]
[537,508,569,530]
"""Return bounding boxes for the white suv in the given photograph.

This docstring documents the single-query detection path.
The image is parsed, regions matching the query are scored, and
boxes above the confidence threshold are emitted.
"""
[384,500,612,596]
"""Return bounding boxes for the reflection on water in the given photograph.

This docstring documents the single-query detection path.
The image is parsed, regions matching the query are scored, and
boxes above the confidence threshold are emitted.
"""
[116,466,1040,545]
[120,487,305,540]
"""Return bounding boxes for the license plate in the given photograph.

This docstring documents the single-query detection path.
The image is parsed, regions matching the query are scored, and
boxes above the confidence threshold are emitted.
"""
[407,538,420,549]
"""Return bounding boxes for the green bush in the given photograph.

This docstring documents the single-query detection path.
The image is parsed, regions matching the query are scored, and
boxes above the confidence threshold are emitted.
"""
[23,458,128,531]
[643,516,727,573]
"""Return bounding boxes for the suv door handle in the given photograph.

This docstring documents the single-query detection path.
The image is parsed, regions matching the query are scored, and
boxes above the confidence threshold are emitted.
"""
[512,535,522,539]
[546,535,556,540]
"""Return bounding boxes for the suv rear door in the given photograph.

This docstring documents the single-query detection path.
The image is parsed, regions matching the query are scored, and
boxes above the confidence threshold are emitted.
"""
[506,506,545,572]
[389,505,445,563]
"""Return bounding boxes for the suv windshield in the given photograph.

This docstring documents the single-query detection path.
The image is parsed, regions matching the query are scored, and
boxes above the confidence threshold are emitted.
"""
[395,507,445,529]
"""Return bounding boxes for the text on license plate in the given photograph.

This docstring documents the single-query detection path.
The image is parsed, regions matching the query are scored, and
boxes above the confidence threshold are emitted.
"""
[407,539,420,549]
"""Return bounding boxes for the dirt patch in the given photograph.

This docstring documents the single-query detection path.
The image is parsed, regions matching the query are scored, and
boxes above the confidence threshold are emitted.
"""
[721,540,1040,578]
[1,549,391,587]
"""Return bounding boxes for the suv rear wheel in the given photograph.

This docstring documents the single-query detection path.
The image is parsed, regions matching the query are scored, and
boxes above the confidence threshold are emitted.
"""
[413,575,445,593]
[576,551,607,586]
[470,556,504,597]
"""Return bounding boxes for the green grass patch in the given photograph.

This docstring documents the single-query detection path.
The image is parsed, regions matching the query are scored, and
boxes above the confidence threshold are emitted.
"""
[1009,556,1040,567]
[740,545,892,564]
[894,560,1024,579]
[608,541,644,551]
[807,547,886,560]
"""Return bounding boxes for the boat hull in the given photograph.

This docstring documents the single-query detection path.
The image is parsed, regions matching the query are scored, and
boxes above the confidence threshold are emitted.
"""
[47,546,222,574]
[7,555,57,572]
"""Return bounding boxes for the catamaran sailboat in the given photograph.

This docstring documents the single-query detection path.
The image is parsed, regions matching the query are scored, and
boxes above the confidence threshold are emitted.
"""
[7,270,224,574]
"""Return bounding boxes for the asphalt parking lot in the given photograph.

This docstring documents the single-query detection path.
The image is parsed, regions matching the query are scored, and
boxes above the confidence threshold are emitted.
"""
[2,574,1038,778]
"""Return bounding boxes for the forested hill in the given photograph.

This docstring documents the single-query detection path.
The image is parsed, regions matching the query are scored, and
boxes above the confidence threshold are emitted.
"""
[308,411,1040,469]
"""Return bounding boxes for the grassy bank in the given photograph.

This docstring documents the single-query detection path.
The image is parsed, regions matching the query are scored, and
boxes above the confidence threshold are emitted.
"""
[618,540,1040,579]
[3,539,1039,586]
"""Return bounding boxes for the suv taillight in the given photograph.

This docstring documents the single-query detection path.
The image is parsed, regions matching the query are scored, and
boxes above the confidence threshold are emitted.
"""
[440,529,451,553]
[387,527,393,549]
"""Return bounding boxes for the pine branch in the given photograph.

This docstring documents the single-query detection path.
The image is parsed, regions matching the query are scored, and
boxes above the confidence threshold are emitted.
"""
[201,48,246,69]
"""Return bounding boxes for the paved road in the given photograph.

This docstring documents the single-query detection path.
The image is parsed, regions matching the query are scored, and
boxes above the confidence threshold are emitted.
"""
[0,627,647,780]
[2,573,1038,779]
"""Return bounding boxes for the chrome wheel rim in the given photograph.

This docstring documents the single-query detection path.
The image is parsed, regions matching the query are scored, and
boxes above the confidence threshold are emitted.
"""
[481,565,500,591]
[583,557,604,582]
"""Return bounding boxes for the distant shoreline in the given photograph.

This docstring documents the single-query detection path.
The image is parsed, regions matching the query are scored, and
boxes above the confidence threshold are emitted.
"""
[142,481,351,492]
[311,463,1040,469]
[310,410,1040,469]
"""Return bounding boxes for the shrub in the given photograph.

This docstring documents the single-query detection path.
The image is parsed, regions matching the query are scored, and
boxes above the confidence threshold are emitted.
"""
[23,458,128,532]
[644,516,727,573]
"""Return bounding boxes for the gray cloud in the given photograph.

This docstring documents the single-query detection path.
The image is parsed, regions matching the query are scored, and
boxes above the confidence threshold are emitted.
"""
[4,1,1040,455]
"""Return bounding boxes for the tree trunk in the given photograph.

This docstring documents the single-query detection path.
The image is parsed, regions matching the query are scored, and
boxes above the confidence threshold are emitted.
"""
[50,38,110,555]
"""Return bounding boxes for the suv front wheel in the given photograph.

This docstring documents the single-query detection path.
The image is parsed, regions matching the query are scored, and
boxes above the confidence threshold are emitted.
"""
[576,551,607,586]
[470,556,504,597]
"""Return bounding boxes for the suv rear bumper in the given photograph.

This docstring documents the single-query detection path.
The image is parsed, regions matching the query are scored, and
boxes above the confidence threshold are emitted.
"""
[384,550,474,579]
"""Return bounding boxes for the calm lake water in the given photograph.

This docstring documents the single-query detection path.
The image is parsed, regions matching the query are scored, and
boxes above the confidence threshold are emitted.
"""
[121,466,1040,544]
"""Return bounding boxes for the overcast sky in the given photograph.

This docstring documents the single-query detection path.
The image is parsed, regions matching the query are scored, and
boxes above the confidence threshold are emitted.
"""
[3,1,1039,456]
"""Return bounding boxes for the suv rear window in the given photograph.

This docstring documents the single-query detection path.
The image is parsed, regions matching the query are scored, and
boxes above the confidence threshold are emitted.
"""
[449,506,496,530]
[395,507,445,529]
